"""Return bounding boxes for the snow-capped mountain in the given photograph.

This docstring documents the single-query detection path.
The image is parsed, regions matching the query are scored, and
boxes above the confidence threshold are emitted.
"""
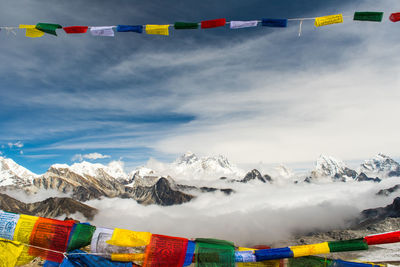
[170,151,245,180]
[310,155,357,182]
[51,161,128,181]
[0,156,38,187]
[359,153,400,176]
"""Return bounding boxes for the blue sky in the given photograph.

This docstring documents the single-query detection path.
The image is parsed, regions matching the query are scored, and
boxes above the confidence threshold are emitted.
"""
[1,0,399,174]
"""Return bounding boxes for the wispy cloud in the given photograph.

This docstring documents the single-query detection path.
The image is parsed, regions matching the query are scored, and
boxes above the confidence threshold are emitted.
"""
[72,152,111,162]
[8,141,24,149]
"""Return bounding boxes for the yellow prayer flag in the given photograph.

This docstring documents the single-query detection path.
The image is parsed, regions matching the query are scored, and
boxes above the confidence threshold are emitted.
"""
[290,242,330,258]
[238,247,280,267]
[0,238,25,267]
[19,25,45,38]
[111,253,145,262]
[106,228,152,247]
[315,14,343,27]
[145,25,169,36]
[13,214,39,265]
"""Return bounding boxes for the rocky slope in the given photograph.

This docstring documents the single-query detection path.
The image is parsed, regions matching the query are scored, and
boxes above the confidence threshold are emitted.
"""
[0,193,97,220]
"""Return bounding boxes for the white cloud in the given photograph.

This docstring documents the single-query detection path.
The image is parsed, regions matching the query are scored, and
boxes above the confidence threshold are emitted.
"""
[8,141,24,149]
[72,152,111,162]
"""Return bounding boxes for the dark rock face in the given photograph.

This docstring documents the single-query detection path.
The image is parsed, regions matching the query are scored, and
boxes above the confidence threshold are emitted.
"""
[0,193,98,220]
[376,184,400,196]
[240,169,272,183]
[133,178,194,206]
[358,197,400,227]
[388,168,400,177]
[356,173,381,183]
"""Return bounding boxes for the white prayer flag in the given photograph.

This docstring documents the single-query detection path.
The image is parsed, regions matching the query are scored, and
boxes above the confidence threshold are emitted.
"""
[90,26,115,37]
[230,20,258,29]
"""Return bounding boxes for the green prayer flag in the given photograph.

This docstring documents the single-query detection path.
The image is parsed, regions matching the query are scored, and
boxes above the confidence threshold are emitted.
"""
[174,22,199,29]
[328,238,368,253]
[195,238,235,267]
[36,23,63,36]
[67,224,96,251]
[353,12,384,22]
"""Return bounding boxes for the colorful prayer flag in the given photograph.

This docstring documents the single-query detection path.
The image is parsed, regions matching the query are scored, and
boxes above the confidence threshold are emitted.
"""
[143,234,188,267]
[329,239,368,252]
[364,231,400,245]
[290,242,330,258]
[230,20,259,29]
[19,25,45,38]
[183,241,195,266]
[354,12,384,22]
[174,22,199,29]
[390,13,400,22]
[0,211,20,240]
[261,19,288,28]
[117,25,143,33]
[13,214,39,265]
[63,26,89,34]
[61,249,133,267]
[106,228,152,247]
[90,26,115,37]
[36,23,62,36]
[195,238,235,267]
[201,18,227,29]
[0,238,25,267]
[254,247,293,261]
[67,223,96,251]
[315,14,343,27]
[145,25,169,35]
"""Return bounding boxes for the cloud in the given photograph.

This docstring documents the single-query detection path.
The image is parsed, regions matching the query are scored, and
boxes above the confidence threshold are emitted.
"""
[72,152,111,162]
[8,141,24,149]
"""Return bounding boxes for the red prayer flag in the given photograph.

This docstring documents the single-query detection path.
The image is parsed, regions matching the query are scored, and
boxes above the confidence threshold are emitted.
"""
[143,234,188,267]
[28,218,75,263]
[201,18,226,29]
[63,26,89,34]
[390,13,400,22]
[364,231,400,245]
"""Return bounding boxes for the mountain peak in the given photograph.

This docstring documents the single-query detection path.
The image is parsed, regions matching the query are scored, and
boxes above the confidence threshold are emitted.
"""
[175,151,199,165]
[315,155,346,177]
[360,153,400,175]
[0,156,38,187]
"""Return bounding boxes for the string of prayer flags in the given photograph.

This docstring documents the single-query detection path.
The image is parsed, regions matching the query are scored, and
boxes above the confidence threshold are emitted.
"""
[145,25,169,35]
[315,14,343,27]
[364,230,400,245]
[230,20,259,29]
[261,19,288,28]
[63,26,89,34]
[67,223,96,251]
[389,13,400,22]
[0,210,19,240]
[19,25,45,38]
[201,18,227,29]
[195,238,235,267]
[353,12,384,22]
[143,234,188,267]
[117,25,143,33]
[174,22,199,30]
[36,23,62,36]
[90,26,115,37]
[328,239,368,252]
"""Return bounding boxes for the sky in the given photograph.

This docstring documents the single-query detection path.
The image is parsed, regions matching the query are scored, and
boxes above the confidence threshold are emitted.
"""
[0,0,400,174]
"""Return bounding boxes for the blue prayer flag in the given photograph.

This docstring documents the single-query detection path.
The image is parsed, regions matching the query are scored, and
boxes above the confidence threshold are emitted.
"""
[116,25,143,33]
[262,19,288,27]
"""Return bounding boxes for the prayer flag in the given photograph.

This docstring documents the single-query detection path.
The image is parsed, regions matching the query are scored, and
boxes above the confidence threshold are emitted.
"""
[354,12,384,22]
[106,228,152,247]
[195,238,235,267]
[262,19,288,27]
[390,13,400,22]
[67,223,96,251]
[230,20,258,29]
[254,247,293,261]
[183,241,195,266]
[19,25,45,38]
[0,238,25,267]
[63,26,89,34]
[13,214,39,265]
[36,23,62,36]
[364,231,400,245]
[145,25,169,35]
[117,25,143,33]
[328,239,368,252]
[0,211,20,240]
[315,14,343,27]
[90,26,115,37]
[28,217,75,263]
[174,22,199,29]
[60,249,133,267]
[290,242,330,258]
[201,18,226,29]
[143,234,188,267]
